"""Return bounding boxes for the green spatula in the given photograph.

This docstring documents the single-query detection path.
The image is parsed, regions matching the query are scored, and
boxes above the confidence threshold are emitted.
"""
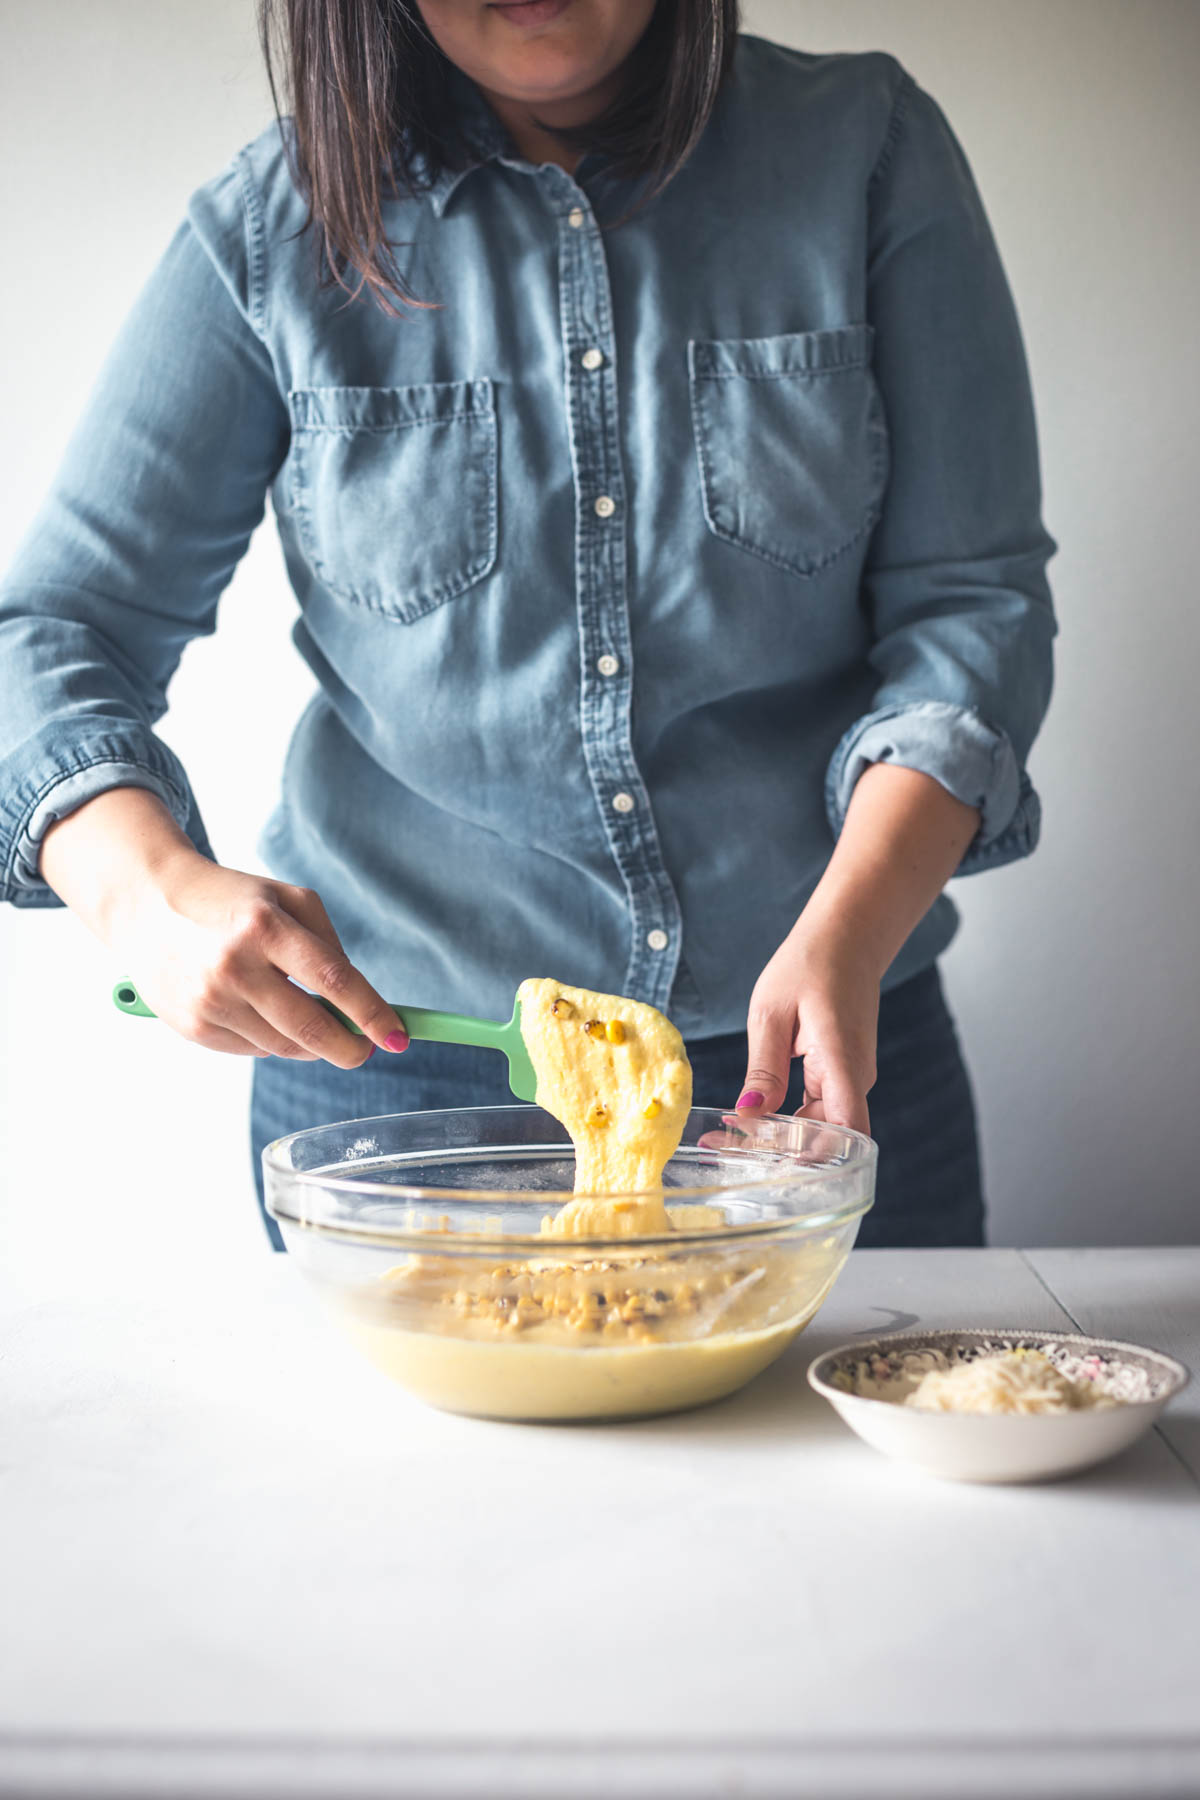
[111,980,539,1101]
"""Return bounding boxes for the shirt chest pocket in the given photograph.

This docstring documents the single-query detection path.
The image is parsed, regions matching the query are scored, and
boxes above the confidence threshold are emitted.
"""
[687,325,888,580]
[286,380,497,623]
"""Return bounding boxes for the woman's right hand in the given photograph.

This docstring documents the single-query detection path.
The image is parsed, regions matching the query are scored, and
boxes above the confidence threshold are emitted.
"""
[40,786,408,1065]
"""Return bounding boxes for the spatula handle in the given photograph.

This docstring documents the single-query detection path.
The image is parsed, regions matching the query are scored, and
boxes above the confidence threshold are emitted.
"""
[318,999,515,1053]
[112,981,156,1017]
[111,981,509,1052]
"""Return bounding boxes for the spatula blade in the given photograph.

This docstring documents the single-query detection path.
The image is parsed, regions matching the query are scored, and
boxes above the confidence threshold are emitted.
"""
[504,1000,539,1103]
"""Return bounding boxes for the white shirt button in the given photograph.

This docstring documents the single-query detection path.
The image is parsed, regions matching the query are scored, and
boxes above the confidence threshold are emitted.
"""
[612,792,635,814]
[596,653,619,677]
[594,494,616,519]
[567,207,585,229]
[646,929,669,952]
[581,347,604,371]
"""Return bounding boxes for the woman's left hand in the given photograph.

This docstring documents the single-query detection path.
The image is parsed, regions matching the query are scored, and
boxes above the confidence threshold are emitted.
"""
[732,764,983,1136]
[735,922,880,1135]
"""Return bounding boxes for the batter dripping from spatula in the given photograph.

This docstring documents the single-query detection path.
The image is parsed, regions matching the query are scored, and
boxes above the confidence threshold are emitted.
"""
[516,976,692,1233]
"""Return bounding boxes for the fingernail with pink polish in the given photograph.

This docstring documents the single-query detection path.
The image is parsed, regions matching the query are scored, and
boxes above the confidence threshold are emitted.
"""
[736,1090,764,1110]
[385,1030,409,1053]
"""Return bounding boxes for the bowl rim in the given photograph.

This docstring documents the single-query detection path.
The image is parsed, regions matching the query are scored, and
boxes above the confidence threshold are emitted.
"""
[262,1102,877,1249]
[807,1326,1190,1416]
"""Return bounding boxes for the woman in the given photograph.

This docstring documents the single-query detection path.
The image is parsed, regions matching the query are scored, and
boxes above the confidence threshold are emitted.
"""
[0,0,1055,1249]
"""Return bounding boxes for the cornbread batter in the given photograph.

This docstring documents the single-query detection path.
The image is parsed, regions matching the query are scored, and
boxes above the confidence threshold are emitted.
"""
[344,1308,818,1421]
[341,979,837,1420]
[518,976,693,1229]
[344,1225,846,1418]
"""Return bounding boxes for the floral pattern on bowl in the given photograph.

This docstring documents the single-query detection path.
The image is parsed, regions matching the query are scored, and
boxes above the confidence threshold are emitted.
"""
[826,1331,1176,1406]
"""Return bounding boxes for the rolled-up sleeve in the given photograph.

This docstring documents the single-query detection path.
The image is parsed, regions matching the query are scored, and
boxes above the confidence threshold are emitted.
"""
[825,71,1057,875]
[0,153,289,906]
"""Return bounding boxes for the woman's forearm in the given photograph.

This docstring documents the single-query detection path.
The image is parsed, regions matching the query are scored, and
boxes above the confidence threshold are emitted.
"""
[798,763,980,977]
[38,786,200,943]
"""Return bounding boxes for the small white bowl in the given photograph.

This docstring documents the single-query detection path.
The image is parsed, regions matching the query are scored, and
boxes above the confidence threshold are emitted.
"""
[807,1328,1189,1484]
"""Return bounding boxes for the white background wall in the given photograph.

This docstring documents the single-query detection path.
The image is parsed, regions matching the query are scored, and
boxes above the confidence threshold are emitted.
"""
[2,0,1197,1294]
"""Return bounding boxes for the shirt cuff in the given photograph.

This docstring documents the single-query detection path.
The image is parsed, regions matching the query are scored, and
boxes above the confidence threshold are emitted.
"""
[2,729,197,905]
[824,699,1042,876]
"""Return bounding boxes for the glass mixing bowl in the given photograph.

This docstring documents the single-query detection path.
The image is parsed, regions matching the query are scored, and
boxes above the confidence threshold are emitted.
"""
[264,1105,876,1423]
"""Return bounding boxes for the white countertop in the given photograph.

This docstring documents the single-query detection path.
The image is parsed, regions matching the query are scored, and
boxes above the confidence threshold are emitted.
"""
[2,1246,1198,1799]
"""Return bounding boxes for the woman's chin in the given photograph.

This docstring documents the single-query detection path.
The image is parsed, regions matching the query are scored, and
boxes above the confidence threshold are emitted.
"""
[477,15,625,90]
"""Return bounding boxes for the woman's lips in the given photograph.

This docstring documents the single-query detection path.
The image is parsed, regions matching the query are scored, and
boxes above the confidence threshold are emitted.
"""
[488,0,573,26]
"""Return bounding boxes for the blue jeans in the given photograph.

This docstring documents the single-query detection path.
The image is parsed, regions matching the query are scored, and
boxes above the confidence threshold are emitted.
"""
[250,963,984,1252]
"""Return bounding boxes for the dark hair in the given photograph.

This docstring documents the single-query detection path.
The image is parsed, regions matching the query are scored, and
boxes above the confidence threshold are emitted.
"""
[258,0,740,314]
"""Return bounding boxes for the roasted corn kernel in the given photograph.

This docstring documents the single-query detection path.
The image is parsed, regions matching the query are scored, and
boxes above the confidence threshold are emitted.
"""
[642,1097,662,1119]
[583,1018,605,1036]
[586,1101,609,1126]
[605,1019,626,1044]
[550,996,574,1017]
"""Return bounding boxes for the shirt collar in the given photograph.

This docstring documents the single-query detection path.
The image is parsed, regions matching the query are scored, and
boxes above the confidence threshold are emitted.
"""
[417,66,518,218]
[412,65,619,217]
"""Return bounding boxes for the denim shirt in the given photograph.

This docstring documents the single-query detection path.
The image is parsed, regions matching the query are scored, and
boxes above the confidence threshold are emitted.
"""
[0,35,1055,1037]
